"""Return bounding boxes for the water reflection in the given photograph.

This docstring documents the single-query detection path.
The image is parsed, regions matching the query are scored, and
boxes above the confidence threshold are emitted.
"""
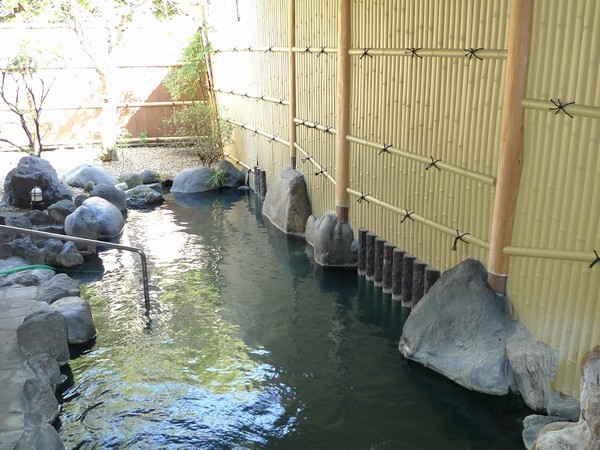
[58,190,530,449]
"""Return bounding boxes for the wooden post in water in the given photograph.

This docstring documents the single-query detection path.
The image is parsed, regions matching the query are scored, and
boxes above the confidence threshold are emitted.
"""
[488,0,534,293]
[335,0,351,222]
[288,0,297,169]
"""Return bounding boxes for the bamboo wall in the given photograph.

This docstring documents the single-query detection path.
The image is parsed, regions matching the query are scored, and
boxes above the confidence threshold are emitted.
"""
[0,19,204,148]
[205,0,600,398]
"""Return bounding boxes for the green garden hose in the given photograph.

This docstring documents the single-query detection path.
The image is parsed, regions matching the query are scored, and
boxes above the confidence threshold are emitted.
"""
[0,264,56,276]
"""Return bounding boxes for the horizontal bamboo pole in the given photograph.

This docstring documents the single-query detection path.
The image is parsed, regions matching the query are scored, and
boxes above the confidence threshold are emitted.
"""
[213,47,507,59]
[346,188,490,250]
[294,143,337,185]
[213,46,289,53]
[225,119,290,146]
[212,89,289,106]
[347,135,496,186]
[224,152,254,172]
[504,247,598,264]
[521,98,600,119]
[348,48,508,59]
[294,118,337,134]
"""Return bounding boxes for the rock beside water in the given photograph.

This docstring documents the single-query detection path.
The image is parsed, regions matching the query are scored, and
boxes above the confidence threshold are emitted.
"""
[262,167,311,235]
[399,259,511,395]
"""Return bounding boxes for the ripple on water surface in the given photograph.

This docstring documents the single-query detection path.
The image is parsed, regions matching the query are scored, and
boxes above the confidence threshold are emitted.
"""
[58,190,531,450]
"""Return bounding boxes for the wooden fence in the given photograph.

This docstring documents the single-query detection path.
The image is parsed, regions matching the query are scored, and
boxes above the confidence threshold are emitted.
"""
[0,19,206,149]
[205,0,600,399]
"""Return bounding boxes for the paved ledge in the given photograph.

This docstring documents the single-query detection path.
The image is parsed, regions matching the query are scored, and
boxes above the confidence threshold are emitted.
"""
[0,283,64,450]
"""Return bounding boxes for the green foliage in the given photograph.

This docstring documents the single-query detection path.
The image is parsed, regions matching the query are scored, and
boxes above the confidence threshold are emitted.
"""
[164,31,211,101]
[138,130,148,145]
[208,167,226,188]
[163,102,232,167]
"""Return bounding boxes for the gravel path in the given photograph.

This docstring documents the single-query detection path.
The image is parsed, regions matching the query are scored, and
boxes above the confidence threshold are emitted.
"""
[0,146,202,202]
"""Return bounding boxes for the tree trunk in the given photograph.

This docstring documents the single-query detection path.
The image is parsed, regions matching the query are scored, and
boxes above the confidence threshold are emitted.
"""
[99,71,119,161]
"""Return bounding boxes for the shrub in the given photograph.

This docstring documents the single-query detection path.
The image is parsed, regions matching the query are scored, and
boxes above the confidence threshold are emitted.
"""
[163,102,232,167]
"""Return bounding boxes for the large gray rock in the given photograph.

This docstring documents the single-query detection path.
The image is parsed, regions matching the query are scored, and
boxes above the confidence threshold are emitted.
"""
[140,169,160,184]
[26,354,62,392]
[64,197,125,241]
[522,415,566,450]
[17,310,70,366]
[306,213,358,267]
[14,422,64,450]
[62,163,117,188]
[23,378,60,424]
[532,346,600,449]
[171,166,218,194]
[36,273,80,304]
[90,183,127,215]
[47,199,77,225]
[119,172,143,189]
[262,167,311,235]
[399,258,510,395]
[25,210,58,227]
[50,296,96,344]
[2,156,72,209]
[125,185,165,209]
[54,241,84,268]
[507,322,559,411]
[11,238,44,264]
[217,160,245,188]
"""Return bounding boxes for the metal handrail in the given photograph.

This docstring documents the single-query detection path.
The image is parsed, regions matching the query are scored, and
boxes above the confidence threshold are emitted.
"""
[0,224,151,314]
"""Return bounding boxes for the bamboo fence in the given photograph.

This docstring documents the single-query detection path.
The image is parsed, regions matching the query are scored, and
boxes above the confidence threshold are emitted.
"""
[207,0,598,399]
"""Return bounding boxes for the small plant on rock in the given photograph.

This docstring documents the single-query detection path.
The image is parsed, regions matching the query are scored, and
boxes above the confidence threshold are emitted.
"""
[208,167,226,188]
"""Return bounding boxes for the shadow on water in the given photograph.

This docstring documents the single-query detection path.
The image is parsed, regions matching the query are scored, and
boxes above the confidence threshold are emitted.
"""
[57,189,531,450]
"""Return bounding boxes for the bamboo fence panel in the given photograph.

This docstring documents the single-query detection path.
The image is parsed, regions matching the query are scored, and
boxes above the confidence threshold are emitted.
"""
[507,0,600,397]
[206,0,599,398]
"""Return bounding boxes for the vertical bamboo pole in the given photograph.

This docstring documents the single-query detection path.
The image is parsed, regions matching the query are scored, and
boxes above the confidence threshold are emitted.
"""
[289,0,297,169]
[335,0,351,222]
[487,0,534,293]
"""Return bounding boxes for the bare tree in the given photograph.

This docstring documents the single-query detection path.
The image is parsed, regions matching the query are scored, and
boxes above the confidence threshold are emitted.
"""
[0,51,57,156]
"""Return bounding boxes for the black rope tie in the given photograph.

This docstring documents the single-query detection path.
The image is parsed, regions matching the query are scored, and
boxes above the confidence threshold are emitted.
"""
[259,95,265,101]
[356,193,370,204]
[243,92,250,98]
[277,99,285,105]
[549,99,575,118]
[266,46,274,52]
[401,209,415,224]
[303,46,311,54]
[589,250,600,269]
[317,46,327,57]
[360,48,373,60]
[452,230,470,251]
[405,47,423,59]
[296,119,307,127]
[268,135,277,144]
[246,47,252,52]
[314,168,327,176]
[252,128,259,136]
[464,47,484,61]
[378,144,392,155]
[323,127,333,134]
[426,156,442,171]
[233,47,238,52]
[239,124,246,130]
[302,155,312,163]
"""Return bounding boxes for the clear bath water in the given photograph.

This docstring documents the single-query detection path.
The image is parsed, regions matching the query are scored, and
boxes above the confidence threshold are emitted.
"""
[57,189,531,449]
